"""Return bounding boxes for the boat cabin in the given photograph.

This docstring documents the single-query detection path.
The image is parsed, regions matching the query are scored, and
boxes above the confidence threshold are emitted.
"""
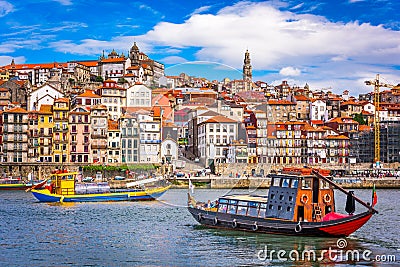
[214,168,335,223]
[50,171,78,195]
[268,168,335,222]
[216,195,268,219]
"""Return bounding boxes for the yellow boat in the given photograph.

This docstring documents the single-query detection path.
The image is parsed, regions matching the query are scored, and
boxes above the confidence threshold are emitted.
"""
[31,170,170,203]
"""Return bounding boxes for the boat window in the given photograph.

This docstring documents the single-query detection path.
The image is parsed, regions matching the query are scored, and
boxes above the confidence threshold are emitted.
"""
[249,201,258,208]
[228,199,238,205]
[272,178,281,187]
[320,180,330,189]
[238,201,248,206]
[259,206,266,218]
[219,199,228,204]
[270,193,275,199]
[279,195,284,200]
[288,196,293,201]
[218,204,228,213]
[278,205,282,211]
[287,206,292,212]
[292,179,298,188]
[259,203,267,217]
[268,204,274,210]
[247,202,259,217]
[227,205,237,214]
[237,205,247,215]
[282,178,290,187]
[302,178,312,189]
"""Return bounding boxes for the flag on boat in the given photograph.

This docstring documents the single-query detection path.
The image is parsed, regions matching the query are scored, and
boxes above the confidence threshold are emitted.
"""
[372,183,377,207]
[188,179,195,194]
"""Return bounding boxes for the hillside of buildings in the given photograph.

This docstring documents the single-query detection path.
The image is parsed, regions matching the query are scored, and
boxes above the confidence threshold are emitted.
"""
[1,42,400,175]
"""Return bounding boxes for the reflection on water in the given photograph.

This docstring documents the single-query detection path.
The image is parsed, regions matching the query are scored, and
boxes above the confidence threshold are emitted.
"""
[0,189,398,266]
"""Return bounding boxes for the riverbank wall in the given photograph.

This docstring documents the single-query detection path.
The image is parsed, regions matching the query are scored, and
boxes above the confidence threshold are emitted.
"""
[171,177,400,189]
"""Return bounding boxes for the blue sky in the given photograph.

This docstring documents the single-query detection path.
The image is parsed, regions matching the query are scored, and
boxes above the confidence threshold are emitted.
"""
[0,0,399,94]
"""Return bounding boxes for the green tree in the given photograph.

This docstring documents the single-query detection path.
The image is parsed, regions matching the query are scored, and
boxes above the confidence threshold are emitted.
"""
[95,76,104,82]
[353,112,366,125]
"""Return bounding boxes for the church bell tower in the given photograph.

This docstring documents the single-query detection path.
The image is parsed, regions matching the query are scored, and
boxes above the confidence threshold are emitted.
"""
[243,49,252,82]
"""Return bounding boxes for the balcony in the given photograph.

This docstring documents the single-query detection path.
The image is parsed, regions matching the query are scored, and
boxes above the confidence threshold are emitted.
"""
[91,134,107,139]
[91,144,107,149]
[53,139,67,144]
[53,127,68,132]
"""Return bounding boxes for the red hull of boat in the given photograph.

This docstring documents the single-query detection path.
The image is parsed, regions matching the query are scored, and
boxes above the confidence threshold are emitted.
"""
[318,213,373,236]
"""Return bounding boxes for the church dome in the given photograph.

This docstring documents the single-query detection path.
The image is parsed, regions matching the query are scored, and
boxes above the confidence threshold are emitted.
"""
[130,42,139,52]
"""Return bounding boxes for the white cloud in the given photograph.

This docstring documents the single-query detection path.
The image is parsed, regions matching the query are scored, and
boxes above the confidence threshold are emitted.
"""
[45,1,400,95]
[0,0,14,17]
[280,66,301,76]
[348,0,365,3]
[188,5,212,17]
[0,55,25,65]
[53,0,73,6]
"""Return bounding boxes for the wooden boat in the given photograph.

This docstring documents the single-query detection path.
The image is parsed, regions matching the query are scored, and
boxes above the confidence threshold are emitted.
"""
[0,178,47,190]
[31,170,171,203]
[188,168,378,237]
[0,178,28,190]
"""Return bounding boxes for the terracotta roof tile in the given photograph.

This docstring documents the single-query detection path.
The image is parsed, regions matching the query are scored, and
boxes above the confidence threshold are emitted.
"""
[202,115,237,124]
[78,90,101,98]
[39,104,53,114]
[4,107,28,113]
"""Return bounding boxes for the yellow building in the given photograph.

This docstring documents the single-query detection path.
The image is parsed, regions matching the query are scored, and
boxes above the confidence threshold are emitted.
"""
[38,104,54,162]
[0,68,10,80]
[53,98,70,164]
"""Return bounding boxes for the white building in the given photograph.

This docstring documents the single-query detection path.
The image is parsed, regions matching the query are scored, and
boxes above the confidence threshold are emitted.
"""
[98,80,126,120]
[98,50,131,82]
[124,65,144,85]
[310,99,327,121]
[139,120,161,163]
[107,119,121,163]
[126,83,152,107]
[28,84,65,111]
[197,115,239,166]
[160,138,178,164]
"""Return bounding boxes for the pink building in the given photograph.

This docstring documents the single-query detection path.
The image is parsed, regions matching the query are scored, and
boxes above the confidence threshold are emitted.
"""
[69,105,91,163]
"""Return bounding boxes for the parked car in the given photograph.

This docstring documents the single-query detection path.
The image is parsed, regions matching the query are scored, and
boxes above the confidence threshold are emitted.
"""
[176,171,185,178]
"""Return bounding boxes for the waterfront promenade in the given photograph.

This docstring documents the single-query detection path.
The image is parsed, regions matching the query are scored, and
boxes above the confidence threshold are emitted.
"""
[171,175,400,189]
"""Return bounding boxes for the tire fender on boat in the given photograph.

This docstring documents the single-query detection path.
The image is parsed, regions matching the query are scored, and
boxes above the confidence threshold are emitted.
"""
[252,222,258,231]
[232,219,237,228]
[323,193,331,204]
[295,222,302,233]
[213,217,218,225]
[300,194,308,204]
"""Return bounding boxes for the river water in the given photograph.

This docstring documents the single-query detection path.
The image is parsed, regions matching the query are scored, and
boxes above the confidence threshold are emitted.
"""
[0,188,399,266]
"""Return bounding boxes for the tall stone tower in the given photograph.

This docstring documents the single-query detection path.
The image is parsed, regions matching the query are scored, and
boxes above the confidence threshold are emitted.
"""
[243,49,252,82]
[130,42,140,66]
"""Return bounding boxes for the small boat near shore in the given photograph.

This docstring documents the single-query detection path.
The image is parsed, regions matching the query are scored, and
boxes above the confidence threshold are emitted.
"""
[188,167,378,237]
[31,170,171,203]
[0,178,28,190]
[0,178,47,190]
